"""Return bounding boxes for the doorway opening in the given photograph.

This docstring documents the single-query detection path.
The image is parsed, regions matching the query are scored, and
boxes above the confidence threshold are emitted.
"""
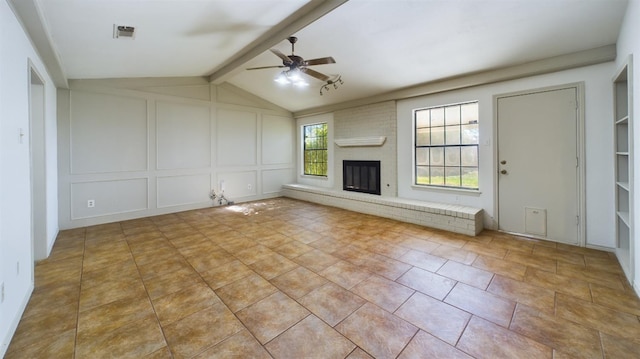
[29,65,47,261]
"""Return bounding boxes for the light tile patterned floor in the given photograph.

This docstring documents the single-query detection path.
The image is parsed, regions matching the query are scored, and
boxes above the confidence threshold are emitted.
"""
[6,198,640,358]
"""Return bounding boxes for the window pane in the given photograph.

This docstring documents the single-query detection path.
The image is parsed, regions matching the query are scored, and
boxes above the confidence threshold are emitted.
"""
[461,102,478,125]
[430,147,444,166]
[413,101,478,190]
[416,148,429,165]
[445,125,461,145]
[462,168,479,189]
[445,147,460,166]
[430,167,444,185]
[431,107,444,127]
[445,105,461,125]
[431,127,445,145]
[416,110,429,128]
[445,167,461,187]
[303,123,328,176]
[461,124,479,144]
[461,146,478,166]
[416,166,429,185]
[416,128,430,146]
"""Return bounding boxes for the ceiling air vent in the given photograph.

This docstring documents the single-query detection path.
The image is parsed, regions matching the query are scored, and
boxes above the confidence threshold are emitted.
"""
[113,25,135,39]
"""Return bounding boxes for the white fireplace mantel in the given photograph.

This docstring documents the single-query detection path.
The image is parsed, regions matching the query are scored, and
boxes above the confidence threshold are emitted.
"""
[334,136,386,147]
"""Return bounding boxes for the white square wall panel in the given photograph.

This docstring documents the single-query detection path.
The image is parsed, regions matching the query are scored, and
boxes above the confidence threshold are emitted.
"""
[156,101,211,169]
[217,171,257,199]
[217,109,257,166]
[157,174,211,208]
[71,178,148,219]
[262,169,295,194]
[262,114,294,165]
[70,91,147,174]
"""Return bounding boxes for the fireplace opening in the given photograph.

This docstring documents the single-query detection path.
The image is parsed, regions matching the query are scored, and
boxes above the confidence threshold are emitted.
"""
[343,160,381,195]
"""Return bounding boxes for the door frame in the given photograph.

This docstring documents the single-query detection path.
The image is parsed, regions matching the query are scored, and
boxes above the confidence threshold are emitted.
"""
[28,60,48,263]
[493,82,586,246]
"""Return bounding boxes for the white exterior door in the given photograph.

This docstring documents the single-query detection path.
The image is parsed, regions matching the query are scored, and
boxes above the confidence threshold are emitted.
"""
[497,87,579,244]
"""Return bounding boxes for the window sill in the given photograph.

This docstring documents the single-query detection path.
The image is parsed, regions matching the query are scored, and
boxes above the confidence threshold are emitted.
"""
[300,174,329,181]
[411,184,482,196]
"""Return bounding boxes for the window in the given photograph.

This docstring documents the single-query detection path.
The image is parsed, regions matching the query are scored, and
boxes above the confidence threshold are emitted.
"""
[415,102,479,189]
[303,123,328,176]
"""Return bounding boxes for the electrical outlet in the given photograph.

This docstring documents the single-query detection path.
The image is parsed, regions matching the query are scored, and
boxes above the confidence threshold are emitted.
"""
[248,184,252,190]
[87,199,95,208]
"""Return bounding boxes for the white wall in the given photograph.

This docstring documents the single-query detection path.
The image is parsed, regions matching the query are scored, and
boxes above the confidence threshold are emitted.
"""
[0,1,58,356]
[616,0,640,293]
[58,80,295,229]
[397,63,615,249]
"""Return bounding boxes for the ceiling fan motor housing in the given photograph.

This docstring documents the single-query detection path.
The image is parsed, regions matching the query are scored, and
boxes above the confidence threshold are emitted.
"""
[285,55,304,68]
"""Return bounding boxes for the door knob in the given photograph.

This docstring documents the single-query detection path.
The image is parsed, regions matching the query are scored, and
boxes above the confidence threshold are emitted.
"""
[500,169,508,174]
[500,160,507,165]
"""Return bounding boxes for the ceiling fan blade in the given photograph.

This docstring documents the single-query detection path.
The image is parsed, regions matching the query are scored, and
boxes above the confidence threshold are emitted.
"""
[270,49,293,63]
[304,57,336,66]
[246,65,287,70]
[301,68,331,82]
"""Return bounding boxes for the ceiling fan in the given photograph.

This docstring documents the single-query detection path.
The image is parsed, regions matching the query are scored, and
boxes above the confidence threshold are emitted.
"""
[247,36,336,84]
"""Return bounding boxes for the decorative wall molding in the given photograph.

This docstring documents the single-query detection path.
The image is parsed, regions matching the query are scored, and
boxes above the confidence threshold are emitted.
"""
[335,136,386,147]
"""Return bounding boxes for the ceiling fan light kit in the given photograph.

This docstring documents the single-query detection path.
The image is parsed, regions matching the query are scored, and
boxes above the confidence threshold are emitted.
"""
[275,68,309,87]
[247,36,341,94]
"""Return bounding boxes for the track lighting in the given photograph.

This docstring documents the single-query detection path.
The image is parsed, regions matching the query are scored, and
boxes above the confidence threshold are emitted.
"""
[320,75,343,95]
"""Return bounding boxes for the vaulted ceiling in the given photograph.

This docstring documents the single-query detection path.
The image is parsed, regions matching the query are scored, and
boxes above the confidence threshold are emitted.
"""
[14,0,629,113]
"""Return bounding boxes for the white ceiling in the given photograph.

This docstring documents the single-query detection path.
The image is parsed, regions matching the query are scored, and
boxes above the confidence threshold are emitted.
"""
[31,0,628,112]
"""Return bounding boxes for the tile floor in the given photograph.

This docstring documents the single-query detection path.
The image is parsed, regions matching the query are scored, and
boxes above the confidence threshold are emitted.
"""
[6,198,640,358]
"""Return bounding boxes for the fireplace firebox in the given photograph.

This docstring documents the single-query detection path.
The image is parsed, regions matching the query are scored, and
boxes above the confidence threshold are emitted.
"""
[343,160,381,195]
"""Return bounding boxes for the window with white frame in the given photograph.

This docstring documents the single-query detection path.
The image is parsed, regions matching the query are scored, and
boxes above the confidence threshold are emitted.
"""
[415,101,479,189]
[303,123,328,176]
